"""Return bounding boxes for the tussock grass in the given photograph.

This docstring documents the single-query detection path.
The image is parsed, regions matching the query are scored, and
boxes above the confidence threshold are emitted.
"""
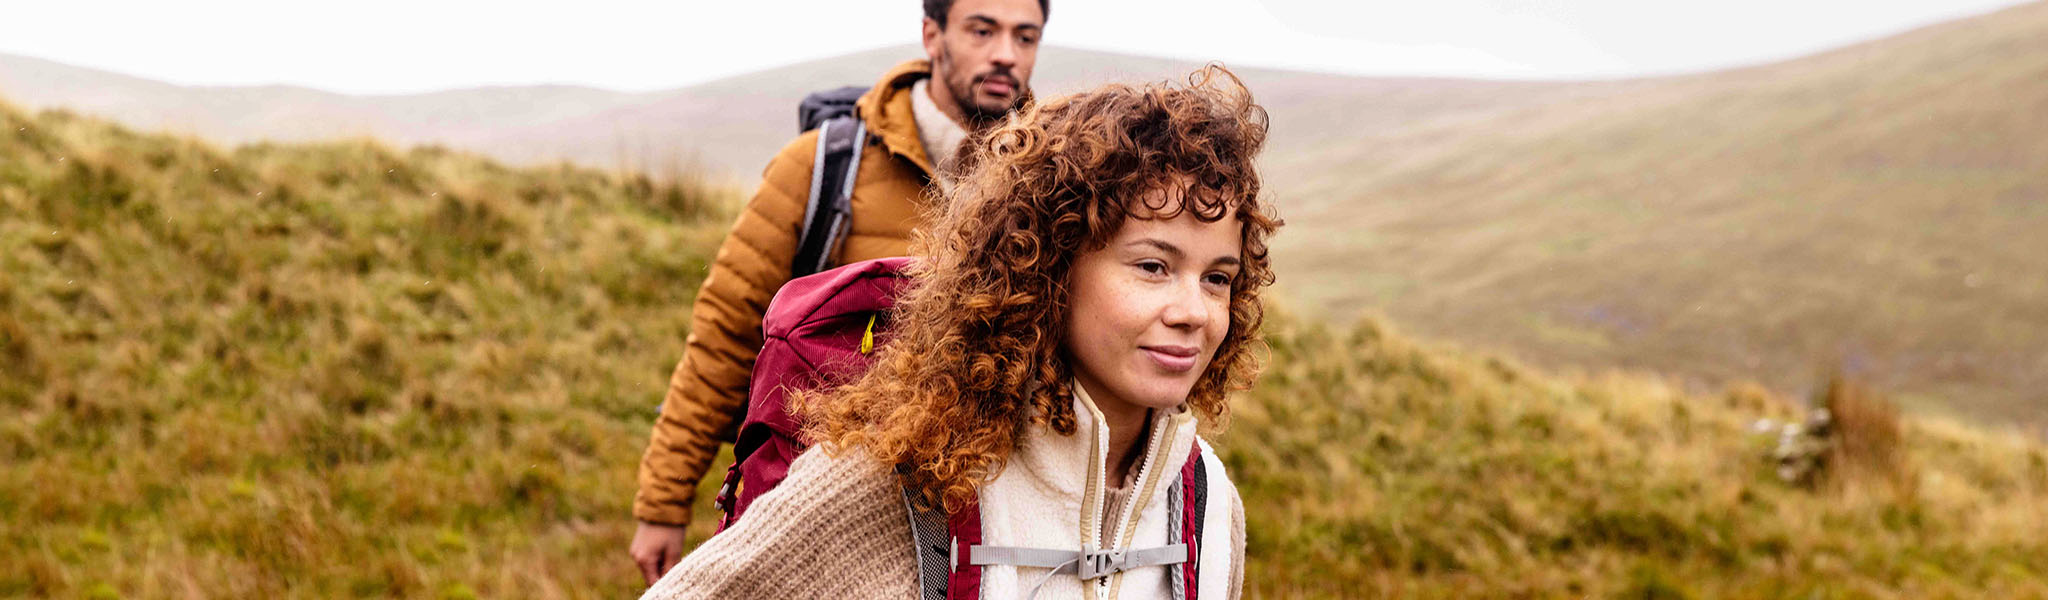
[4,103,2045,598]
[1819,375,1911,496]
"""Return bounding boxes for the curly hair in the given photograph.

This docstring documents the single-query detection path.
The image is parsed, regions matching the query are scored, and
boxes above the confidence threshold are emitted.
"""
[797,65,1279,512]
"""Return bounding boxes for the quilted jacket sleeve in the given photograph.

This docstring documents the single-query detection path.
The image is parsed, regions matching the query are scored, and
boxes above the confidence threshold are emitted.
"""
[633,131,819,525]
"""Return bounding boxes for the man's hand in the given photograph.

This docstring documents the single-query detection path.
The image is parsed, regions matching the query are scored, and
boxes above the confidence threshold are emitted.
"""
[630,520,691,586]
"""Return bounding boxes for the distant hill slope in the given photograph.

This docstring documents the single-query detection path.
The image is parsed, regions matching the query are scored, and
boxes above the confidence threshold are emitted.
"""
[5,99,2047,598]
[1271,1,2048,426]
[0,51,657,159]
[0,45,1600,179]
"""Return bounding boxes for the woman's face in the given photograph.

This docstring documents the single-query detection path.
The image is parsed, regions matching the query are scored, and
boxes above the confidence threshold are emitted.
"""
[1065,203,1243,415]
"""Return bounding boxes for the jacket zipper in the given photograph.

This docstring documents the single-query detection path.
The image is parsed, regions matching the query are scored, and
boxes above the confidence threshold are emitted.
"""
[1110,416,1170,548]
[1082,418,1108,600]
[1096,412,1176,599]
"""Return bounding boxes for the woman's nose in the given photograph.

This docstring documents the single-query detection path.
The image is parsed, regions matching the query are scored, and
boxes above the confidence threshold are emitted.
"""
[1159,278,1209,330]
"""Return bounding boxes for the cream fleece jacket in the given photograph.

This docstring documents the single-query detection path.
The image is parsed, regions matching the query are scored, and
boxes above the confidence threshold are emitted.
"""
[641,392,1246,600]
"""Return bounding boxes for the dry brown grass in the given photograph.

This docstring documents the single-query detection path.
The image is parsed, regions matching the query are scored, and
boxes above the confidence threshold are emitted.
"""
[1819,375,1912,497]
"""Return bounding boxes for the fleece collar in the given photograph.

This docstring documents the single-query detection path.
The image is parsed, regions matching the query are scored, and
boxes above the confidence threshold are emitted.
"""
[909,78,969,183]
[1010,386,1199,548]
[979,386,1205,599]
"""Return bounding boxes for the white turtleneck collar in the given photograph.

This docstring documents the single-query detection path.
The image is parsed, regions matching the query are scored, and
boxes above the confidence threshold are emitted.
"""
[910,78,970,184]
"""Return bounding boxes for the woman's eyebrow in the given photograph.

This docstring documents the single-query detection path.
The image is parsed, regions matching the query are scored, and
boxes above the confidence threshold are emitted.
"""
[1129,238,1241,267]
[1128,238,1184,259]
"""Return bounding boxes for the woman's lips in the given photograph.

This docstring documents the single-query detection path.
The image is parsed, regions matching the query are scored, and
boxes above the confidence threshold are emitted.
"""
[1142,345,1199,372]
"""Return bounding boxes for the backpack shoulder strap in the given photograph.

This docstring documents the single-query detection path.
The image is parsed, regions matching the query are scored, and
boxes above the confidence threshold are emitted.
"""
[1172,442,1209,599]
[946,497,985,599]
[794,116,866,278]
[903,484,953,600]
[904,482,985,600]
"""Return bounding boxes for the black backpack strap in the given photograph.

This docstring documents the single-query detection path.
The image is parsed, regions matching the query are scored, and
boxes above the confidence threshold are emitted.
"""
[793,116,865,278]
[902,481,953,600]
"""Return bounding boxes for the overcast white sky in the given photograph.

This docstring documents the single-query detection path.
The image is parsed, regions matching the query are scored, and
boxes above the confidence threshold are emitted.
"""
[1,0,2032,95]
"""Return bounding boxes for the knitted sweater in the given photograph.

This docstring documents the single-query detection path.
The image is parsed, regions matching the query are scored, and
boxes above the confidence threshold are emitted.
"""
[641,447,919,599]
[642,392,1246,599]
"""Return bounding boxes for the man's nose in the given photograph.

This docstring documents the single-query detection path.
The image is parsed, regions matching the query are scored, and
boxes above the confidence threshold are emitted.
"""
[989,36,1019,68]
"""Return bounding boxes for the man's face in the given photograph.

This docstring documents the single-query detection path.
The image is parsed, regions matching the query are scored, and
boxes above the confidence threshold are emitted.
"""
[922,0,1043,124]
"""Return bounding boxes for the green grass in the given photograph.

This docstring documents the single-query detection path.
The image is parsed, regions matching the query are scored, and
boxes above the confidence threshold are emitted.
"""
[4,101,2046,598]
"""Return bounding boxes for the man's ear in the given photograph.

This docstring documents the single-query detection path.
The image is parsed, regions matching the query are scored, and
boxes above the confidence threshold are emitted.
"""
[921,17,943,62]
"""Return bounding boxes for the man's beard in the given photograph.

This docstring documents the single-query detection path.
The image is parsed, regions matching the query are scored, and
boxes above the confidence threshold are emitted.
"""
[937,43,1021,127]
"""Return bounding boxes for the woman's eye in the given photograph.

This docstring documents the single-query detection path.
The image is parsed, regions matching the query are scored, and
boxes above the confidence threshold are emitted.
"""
[1204,273,1234,287]
[1137,261,1167,275]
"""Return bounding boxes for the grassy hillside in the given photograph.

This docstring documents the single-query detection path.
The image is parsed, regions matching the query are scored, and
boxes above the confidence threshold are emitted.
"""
[0,101,736,597]
[1223,314,2047,597]
[1272,1,2048,427]
[4,104,2045,598]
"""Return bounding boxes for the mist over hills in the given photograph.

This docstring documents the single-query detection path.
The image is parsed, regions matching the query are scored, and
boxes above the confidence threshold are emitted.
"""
[0,45,1592,179]
[1271,0,2048,425]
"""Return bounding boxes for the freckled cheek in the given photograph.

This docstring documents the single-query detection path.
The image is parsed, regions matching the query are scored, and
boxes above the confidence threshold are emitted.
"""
[1202,300,1232,358]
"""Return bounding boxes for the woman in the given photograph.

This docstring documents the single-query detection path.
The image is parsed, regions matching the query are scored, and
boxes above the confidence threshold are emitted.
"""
[642,65,1279,599]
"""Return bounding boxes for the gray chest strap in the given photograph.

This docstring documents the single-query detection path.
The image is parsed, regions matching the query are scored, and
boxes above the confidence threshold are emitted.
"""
[969,543,1189,600]
[902,461,1204,600]
[972,543,1190,578]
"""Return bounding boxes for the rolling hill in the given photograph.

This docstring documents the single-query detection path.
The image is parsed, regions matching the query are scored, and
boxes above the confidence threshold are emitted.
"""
[4,99,2045,598]
[1267,0,2048,427]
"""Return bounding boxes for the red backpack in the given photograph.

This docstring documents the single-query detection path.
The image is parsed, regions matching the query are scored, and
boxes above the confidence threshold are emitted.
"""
[712,256,912,528]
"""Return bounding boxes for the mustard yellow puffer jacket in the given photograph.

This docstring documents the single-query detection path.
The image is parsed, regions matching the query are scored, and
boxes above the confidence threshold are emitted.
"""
[634,60,941,525]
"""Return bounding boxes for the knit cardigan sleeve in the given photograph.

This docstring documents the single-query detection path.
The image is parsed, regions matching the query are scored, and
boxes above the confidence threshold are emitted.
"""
[639,447,918,599]
[1229,490,1246,599]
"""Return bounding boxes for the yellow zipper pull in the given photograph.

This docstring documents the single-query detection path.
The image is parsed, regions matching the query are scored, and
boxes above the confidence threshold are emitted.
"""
[859,313,877,354]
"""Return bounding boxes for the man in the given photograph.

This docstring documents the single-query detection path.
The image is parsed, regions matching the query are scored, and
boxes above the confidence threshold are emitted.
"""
[629,0,1048,585]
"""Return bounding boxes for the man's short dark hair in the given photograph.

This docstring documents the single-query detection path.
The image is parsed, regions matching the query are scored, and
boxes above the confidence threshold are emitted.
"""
[925,0,1049,29]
